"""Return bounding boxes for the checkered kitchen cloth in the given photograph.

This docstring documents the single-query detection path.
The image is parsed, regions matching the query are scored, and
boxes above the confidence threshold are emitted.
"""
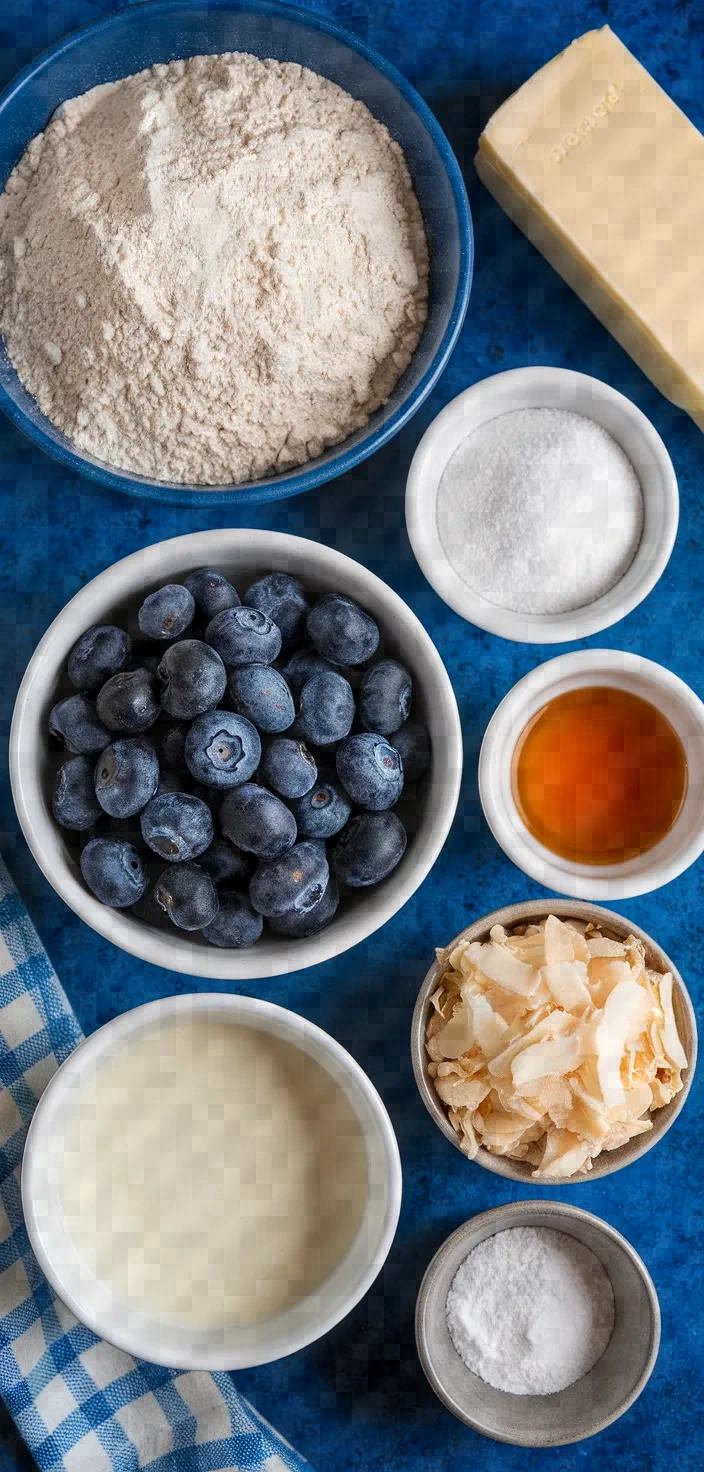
[0,856,310,1472]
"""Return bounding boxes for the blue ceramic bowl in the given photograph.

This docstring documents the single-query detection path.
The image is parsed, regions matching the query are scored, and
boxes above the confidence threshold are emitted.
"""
[0,0,472,506]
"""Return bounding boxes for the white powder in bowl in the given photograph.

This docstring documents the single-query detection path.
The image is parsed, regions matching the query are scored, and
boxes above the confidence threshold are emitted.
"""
[446,1226,615,1396]
[0,53,428,486]
[436,407,643,615]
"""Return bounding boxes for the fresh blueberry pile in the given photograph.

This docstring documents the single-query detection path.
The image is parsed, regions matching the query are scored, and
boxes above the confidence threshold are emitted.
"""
[48,571,432,948]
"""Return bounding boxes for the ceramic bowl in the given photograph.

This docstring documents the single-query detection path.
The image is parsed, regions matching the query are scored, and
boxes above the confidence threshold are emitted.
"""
[405,366,678,642]
[10,529,462,980]
[411,898,696,1183]
[0,0,472,507]
[415,1200,660,1446]
[22,992,402,1370]
[478,648,704,900]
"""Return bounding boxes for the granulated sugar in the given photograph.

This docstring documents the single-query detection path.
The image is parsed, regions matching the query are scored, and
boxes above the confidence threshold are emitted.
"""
[445,1226,615,1395]
[436,407,643,615]
[0,53,428,486]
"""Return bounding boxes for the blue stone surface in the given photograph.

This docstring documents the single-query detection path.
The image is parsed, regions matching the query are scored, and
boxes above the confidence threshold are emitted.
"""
[0,1,703,1468]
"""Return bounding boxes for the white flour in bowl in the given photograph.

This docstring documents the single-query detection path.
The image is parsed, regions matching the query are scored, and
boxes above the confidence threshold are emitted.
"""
[0,52,429,486]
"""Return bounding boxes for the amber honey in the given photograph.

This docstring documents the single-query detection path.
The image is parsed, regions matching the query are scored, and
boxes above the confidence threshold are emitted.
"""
[511,686,687,865]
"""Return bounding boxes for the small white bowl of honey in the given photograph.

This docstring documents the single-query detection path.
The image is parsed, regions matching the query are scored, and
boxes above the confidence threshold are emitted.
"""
[479,650,704,899]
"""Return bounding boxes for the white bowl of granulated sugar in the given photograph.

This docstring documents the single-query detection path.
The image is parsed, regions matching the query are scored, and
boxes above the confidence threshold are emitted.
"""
[405,366,678,643]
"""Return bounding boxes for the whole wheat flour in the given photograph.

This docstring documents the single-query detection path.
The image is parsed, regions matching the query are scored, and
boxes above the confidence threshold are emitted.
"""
[0,53,429,485]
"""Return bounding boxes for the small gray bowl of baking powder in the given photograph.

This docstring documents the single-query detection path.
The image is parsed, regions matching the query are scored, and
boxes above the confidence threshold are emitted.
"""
[415,1200,660,1447]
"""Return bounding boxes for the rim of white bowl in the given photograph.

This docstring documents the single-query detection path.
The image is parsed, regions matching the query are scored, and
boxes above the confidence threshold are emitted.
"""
[479,649,704,899]
[22,992,403,1369]
[405,366,679,643]
[10,530,463,978]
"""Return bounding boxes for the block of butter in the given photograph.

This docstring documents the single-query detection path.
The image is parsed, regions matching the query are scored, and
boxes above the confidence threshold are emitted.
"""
[476,27,704,428]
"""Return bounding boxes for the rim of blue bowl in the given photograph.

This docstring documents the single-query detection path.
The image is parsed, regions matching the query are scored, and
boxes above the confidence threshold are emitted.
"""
[0,0,473,507]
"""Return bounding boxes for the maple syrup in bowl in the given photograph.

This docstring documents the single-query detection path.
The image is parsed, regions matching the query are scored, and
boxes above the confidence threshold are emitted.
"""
[511,687,687,866]
[479,651,704,900]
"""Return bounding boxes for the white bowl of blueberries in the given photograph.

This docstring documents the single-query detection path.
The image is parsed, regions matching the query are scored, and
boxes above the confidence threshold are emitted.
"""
[10,531,462,978]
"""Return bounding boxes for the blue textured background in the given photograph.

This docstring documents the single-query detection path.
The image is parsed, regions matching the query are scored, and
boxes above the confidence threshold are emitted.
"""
[0,1,702,1468]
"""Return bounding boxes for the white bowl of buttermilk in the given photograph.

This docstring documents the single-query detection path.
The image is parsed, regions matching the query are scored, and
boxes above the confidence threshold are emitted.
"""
[21,991,402,1369]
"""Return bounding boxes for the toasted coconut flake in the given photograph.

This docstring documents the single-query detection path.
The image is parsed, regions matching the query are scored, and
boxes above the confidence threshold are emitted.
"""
[448,1107,479,1159]
[464,990,509,1057]
[587,956,632,1008]
[429,986,448,1017]
[511,1030,582,1089]
[602,1117,653,1151]
[585,935,628,958]
[543,960,591,1014]
[593,979,653,1108]
[657,972,688,1071]
[544,913,576,966]
[488,1009,573,1079]
[533,1129,591,1179]
[466,940,541,996]
[434,1000,474,1059]
[435,1075,491,1110]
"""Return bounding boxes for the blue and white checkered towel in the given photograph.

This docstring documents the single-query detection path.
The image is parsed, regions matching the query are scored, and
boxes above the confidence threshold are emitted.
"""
[0,856,310,1472]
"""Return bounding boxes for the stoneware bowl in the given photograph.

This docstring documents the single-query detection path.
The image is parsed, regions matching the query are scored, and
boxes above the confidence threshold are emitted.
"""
[415,1200,660,1446]
[0,0,472,507]
[479,648,704,900]
[411,898,696,1183]
[10,529,462,980]
[22,992,403,1370]
[405,366,678,642]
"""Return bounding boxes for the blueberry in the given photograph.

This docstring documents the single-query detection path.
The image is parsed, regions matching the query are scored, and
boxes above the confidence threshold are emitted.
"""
[220,783,297,859]
[306,594,379,667]
[158,640,227,720]
[259,738,317,798]
[68,625,131,691]
[205,606,282,667]
[52,755,103,830]
[336,732,404,810]
[296,671,355,746]
[94,737,160,818]
[80,837,147,907]
[289,781,351,839]
[268,877,339,937]
[185,711,261,788]
[199,837,255,886]
[49,694,110,754]
[243,573,308,649]
[203,890,263,948]
[334,811,407,886]
[249,840,329,919]
[130,881,169,928]
[184,568,240,620]
[279,644,335,697]
[160,722,189,771]
[389,719,431,783]
[96,668,159,734]
[140,792,214,862]
[154,863,219,931]
[227,664,294,733]
[359,659,412,735]
[138,585,195,641]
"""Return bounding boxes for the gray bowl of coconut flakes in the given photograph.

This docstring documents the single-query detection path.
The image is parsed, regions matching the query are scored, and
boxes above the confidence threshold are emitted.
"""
[415,1200,660,1447]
